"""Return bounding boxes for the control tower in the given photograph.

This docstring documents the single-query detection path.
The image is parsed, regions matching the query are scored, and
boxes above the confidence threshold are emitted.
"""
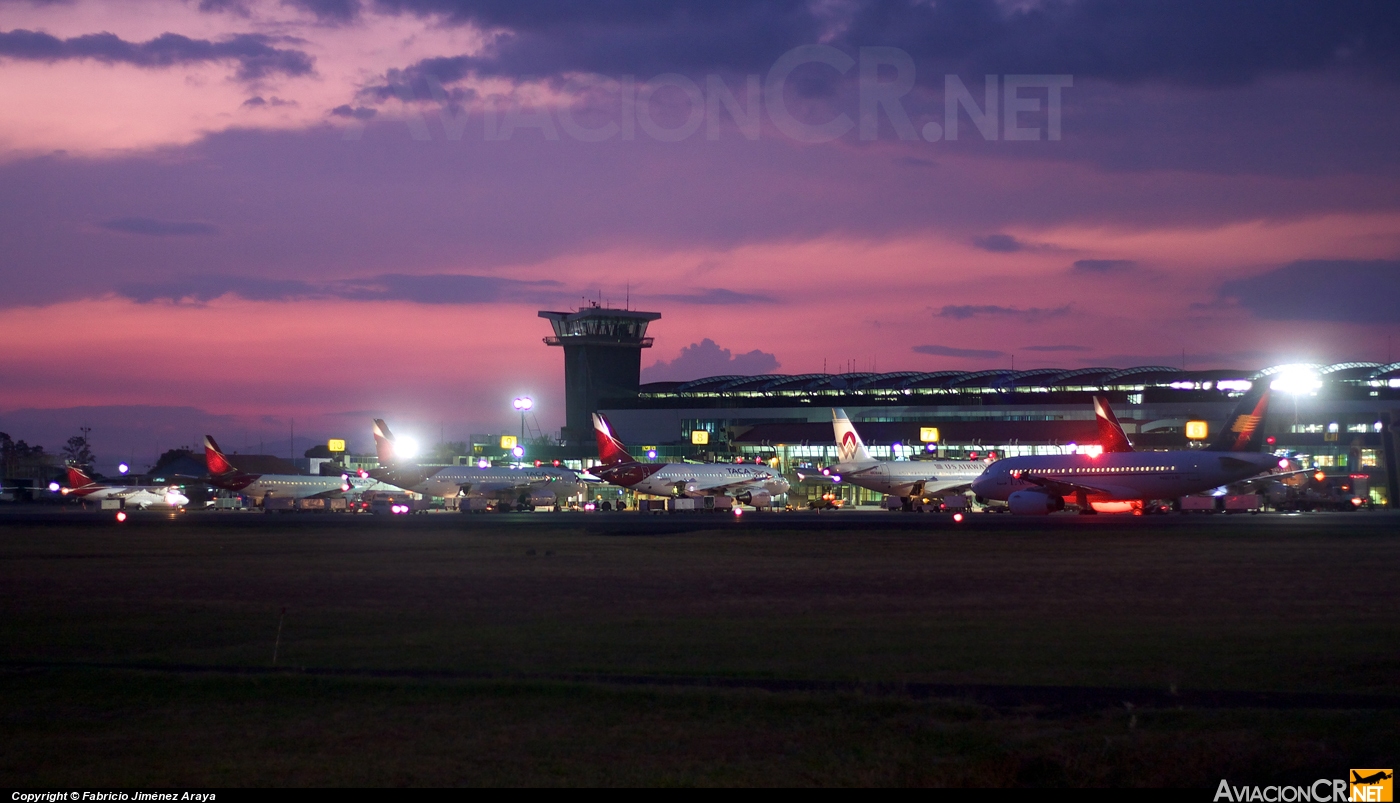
[540,305,662,446]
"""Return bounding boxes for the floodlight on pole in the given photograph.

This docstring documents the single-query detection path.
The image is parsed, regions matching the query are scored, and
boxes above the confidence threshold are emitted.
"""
[512,397,533,454]
[1269,367,1322,396]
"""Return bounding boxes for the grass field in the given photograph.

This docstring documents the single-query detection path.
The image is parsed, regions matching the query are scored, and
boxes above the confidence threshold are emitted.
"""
[1,510,1396,786]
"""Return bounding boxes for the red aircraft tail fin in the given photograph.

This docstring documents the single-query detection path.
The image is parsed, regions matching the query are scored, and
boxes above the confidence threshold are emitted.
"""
[204,435,236,476]
[592,413,634,465]
[65,464,95,488]
[1092,396,1134,453]
[372,419,397,464]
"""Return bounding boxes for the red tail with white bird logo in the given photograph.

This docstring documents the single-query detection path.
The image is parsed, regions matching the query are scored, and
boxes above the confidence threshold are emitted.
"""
[1092,396,1134,453]
[592,413,635,465]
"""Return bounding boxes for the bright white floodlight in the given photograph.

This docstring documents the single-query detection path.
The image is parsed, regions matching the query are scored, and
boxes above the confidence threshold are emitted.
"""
[513,397,533,411]
[395,435,420,459]
[1269,366,1322,395]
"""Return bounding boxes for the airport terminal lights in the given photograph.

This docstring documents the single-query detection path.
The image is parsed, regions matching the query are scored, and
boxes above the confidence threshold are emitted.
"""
[534,308,1399,508]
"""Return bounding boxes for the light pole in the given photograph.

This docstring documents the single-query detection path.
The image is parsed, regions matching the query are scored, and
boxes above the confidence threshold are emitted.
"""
[513,397,533,458]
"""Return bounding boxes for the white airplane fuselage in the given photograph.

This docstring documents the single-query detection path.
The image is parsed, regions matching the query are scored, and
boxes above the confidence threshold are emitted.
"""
[594,461,789,499]
[235,474,398,500]
[401,466,586,502]
[69,485,190,508]
[971,451,1281,503]
[824,459,986,497]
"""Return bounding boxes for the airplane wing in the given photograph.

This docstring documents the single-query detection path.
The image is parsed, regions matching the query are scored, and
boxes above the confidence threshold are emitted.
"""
[306,487,353,499]
[678,477,780,495]
[463,481,524,494]
[1233,466,1332,485]
[794,465,879,482]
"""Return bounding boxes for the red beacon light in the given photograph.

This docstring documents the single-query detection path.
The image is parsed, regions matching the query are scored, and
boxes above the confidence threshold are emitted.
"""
[1266,436,1276,445]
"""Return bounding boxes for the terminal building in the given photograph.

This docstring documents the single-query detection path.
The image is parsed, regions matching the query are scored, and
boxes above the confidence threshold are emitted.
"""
[538,307,1400,508]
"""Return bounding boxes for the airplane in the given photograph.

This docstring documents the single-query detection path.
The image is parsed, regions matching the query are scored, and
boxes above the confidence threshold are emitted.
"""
[1353,771,1393,786]
[970,382,1285,514]
[795,409,985,509]
[204,436,399,503]
[368,419,586,510]
[590,412,789,508]
[56,465,190,510]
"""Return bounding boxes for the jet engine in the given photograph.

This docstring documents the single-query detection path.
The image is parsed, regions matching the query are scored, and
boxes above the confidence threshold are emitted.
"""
[1007,489,1065,515]
[735,490,773,509]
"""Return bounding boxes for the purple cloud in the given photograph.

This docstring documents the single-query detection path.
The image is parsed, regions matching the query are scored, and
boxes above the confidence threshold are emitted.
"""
[0,29,314,80]
[972,234,1024,253]
[936,305,1071,321]
[1218,259,1400,323]
[1021,345,1092,353]
[643,338,779,382]
[912,344,1007,359]
[1071,259,1137,275]
[100,217,219,237]
[650,288,776,305]
[117,273,567,305]
[368,1,1400,86]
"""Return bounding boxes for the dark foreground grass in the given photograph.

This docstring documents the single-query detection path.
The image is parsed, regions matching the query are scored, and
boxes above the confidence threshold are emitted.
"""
[1,512,1397,785]
[3,668,1395,787]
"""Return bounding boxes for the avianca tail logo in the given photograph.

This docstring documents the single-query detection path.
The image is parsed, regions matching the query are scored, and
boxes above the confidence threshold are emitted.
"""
[1231,414,1262,434]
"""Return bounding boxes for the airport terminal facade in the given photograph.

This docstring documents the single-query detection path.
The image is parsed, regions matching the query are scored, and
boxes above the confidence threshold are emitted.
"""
[540,306,1400,508]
